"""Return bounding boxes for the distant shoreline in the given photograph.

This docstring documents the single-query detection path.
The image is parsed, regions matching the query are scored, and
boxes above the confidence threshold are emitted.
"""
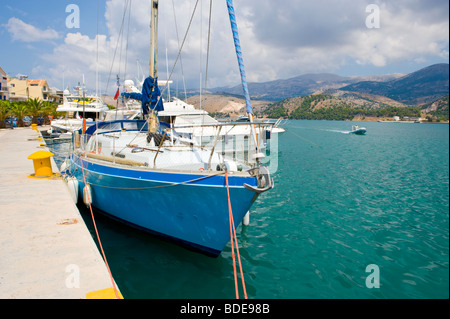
[351,116,449,124]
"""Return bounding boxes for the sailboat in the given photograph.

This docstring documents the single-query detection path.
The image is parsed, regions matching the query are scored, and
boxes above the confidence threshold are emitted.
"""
[64,0,275,257]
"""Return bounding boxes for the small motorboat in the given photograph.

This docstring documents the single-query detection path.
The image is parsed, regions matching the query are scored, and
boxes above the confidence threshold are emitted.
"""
[349,124,366,135]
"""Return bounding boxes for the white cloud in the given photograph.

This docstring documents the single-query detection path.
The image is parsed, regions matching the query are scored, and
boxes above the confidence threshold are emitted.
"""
[5,17,59,42]
[346,2,449,68]
[37,0,449,93]
[232,0,449,79]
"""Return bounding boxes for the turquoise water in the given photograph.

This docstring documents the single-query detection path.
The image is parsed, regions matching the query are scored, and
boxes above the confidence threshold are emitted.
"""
[50,120,449,299]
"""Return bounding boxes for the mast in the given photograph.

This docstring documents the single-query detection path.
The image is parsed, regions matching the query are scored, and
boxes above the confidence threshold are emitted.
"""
[150,0,159,79]
[148,0,159,131]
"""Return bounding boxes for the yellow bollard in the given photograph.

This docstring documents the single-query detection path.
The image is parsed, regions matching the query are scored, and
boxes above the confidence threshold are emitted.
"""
[27,150,54,178]
[86,288,123,299]
[31,123,38,131]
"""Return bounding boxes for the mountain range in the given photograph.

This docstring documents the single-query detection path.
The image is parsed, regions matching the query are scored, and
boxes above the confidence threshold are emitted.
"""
[210,63,449,106]
[339,63,449,105]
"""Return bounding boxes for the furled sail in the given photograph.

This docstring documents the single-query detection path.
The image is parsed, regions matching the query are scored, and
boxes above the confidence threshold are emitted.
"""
[122,76,164,115]
[226,0,253,115]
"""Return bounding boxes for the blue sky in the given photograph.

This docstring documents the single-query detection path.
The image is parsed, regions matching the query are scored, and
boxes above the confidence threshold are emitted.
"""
[1,1,108,85]
[1,0,449,95]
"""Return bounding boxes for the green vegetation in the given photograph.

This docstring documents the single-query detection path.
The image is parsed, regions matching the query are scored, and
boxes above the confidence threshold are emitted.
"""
[423,95,449,122]
[12,102,28,127]
[0,98,61,128]
[210,112,230,118]
[0,100,11,128]
[264,94,423,121]
[264,105,288,118]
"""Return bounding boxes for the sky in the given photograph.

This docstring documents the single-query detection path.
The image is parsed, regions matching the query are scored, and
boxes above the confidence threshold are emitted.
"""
[1,0,448,96]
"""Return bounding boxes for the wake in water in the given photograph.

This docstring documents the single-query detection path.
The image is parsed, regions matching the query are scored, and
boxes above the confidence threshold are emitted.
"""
[324,129,350,134]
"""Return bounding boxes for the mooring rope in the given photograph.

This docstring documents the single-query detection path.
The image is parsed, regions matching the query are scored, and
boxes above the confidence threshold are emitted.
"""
[79,156,121,299]
[225,171,248,299]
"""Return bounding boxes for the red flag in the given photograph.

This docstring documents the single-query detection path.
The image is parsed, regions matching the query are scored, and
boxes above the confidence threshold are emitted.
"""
[114,87,120,100]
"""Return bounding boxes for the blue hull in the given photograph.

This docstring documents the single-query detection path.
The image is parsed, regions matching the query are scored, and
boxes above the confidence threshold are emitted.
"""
[70,153,259,256]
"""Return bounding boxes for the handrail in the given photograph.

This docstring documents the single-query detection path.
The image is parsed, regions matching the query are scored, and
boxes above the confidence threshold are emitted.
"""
[172,121,275,129]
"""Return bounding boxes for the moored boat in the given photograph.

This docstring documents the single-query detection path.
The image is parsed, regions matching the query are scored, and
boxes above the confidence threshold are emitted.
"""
[64,0,275,256]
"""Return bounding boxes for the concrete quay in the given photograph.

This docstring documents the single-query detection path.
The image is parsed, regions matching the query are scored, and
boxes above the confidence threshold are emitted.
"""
[0,126,121,299]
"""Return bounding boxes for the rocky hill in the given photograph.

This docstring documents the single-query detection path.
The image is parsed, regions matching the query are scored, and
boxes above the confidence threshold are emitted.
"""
[420,95,449,121]
[186,93,271,117]
[210,63,448,106]
[211,73,404,102]
[340,63,449,105]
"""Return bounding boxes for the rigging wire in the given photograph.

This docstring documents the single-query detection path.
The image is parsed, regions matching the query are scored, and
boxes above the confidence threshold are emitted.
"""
[105,0,131,94]
[204,0,213,92]
[156,0,200,104]
[123,0,133,81]
[171,0,188,102]
[200,0,213,138]
[96,0,99,98]
[199,0,203,112]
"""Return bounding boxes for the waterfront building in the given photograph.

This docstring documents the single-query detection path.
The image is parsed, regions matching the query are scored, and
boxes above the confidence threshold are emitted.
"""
[7,76,62,102]
[0,67,8,101]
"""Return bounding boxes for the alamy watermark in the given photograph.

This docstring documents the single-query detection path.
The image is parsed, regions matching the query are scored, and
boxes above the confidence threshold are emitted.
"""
[66,4,80,29]
[366,4,381,29]
[65,264,80,289]
[365,264,380,289]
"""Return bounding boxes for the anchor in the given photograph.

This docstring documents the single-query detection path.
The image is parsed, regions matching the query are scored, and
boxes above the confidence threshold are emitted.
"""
[243,166,274,194]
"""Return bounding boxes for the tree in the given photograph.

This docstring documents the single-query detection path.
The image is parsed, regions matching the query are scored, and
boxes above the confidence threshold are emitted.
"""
[42,101,58,124]
[25,98,44,124]
[12,102,29,127]
[0,100,11,129]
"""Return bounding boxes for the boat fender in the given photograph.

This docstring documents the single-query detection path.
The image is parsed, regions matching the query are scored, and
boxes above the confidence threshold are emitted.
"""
[66,177,79,204]
[243,211,250,226]
[224,161,238,172]
[60,159,69,174]
[83,184,93,206]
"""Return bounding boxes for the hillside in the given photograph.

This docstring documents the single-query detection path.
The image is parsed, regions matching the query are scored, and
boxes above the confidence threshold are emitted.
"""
[186,93,271,117]
[211,73,404,102]
[420,95,449,121]
[108,64,448,121]
[340,63,449,105]
[261,93,424,121]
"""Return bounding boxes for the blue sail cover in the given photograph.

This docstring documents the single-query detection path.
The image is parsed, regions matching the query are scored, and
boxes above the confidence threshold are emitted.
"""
[121,76,164,115]
[226,0,253,115]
